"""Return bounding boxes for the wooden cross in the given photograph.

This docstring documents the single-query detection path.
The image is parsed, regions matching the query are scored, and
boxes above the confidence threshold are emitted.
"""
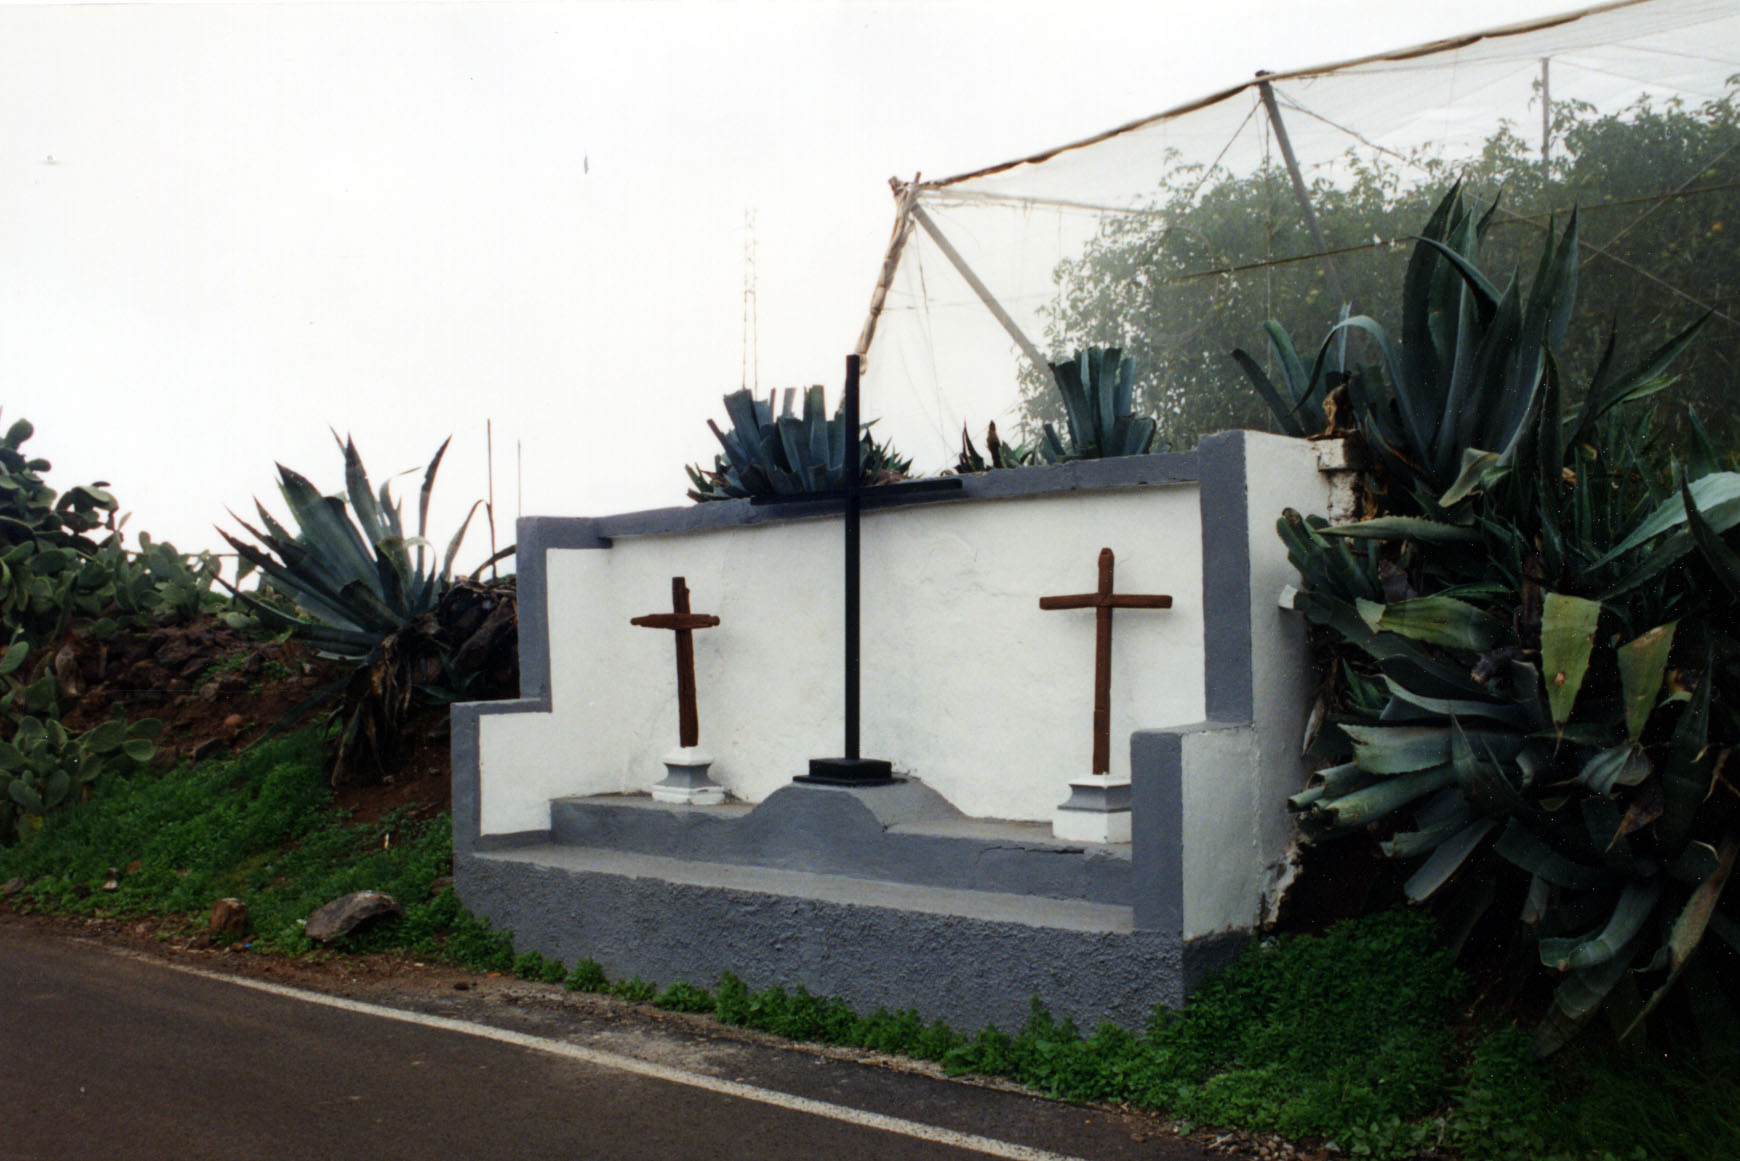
[630,577,721,748]
[1039,548,1172,776]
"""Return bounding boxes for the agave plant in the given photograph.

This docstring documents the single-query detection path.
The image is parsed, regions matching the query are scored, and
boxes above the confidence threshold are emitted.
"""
[1035,348,1160,464]
[1235,185,1701,515]
[220,434,513,782]
[1252,189,1736,1057]
[220,434,483,657]
[954,421,1036,473]
[686,386,911,501]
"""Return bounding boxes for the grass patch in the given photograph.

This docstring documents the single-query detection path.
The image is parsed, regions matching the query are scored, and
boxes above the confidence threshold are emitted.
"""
[0,729,514,972]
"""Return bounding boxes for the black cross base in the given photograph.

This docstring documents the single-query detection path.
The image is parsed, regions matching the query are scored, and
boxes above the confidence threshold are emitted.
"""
[796,757,900,786]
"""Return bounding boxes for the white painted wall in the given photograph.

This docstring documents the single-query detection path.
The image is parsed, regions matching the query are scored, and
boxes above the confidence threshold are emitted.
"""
[1177,433,1336,940]
[479,484,1207,834]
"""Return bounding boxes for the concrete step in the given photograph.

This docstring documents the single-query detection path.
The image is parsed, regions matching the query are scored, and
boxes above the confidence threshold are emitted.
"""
[548,778,1131,906]
[479,843,1134,933]
[459,841,1177,1034]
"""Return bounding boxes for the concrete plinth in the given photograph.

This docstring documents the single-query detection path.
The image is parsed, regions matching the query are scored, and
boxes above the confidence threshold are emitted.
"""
[651,746,725,805]
[1053,778,1132,844]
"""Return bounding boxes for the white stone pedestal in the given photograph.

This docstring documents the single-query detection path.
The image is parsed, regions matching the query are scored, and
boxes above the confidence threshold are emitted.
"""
[1052,778,1132,844]
[651,746,725,805]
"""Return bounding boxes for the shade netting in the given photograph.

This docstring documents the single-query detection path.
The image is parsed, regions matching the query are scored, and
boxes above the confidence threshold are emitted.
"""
[859,0,1740,466]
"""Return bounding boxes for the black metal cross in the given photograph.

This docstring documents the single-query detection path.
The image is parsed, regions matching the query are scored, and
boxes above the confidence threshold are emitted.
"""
[753,354,961,785]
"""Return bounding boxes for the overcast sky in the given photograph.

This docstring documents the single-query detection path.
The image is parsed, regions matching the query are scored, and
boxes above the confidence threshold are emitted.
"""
[0,0,1583,568]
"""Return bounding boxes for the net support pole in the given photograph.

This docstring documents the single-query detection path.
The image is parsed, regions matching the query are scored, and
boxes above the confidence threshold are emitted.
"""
[909,201,1054,385]
[1541,58,1552,171]
[854,178,919,364]
[1257,76,1347,309]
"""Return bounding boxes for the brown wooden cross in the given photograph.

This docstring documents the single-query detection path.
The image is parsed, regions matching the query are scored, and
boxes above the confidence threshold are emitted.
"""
[630,577,721,748]
[1039,548,1172,775]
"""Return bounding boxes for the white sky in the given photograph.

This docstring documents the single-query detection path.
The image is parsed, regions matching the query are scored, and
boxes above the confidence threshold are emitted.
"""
[0,0,1584,569]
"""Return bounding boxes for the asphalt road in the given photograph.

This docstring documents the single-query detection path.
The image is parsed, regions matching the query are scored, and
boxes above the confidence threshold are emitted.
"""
[1,924,1212,1161]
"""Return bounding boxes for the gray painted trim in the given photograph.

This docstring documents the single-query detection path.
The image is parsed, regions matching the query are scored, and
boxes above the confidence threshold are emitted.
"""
[1196,432,1253,723]
[474,830,557,852]
[450,515,607,854]
[585,452,1201,543]
[1130,728,1183,935]
[514,516,612,704]
[458,848,1186,1030]
[451,698,548,850]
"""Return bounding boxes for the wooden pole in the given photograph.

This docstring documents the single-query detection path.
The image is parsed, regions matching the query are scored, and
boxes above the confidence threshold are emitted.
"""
[1257,76,1347,309]
[854,178,918,363]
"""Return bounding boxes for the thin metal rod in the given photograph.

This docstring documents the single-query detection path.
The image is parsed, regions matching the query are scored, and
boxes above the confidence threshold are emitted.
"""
[486,419,499,581]
[1257,77,1347,308]
[909,203,1053,385]
[843,354,862,760]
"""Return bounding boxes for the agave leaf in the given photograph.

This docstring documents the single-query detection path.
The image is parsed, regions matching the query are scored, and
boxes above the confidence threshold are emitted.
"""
[217,530,372,632]
[1540,593,1602,729]
[1232,347,1310,436]
[336,432,389,546]
[1438,448,1507,508]
[1539,879,1662,970]
[1569,313,1706,449]
[1415,235,1505,316]
[1522,873,1551,924]
[1535,934,1639,1056]
[1617,621,1677,742]
[1493,818,1608,888]
[1341,723,1456,774]
[439,500,485,585]
[1681,472,1740,598]
[415,435,452,564]
[1382,811,1469,859]
[1320,516,1479,543]
[276,467,381,594]
[1382,677,1534,728]
[1310,764,1460,832]
[1591,472,1740,568]
[1355,595,1506,652]
[1659,837,1738,1004]
[1402,818,1497,902]
[1586,744,1649,800]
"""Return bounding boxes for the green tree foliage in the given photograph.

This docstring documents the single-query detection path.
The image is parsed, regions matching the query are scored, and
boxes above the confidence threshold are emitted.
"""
[1026,88,1740,451]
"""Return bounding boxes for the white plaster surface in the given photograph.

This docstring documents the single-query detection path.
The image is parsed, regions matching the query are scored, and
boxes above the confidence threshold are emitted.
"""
[1178,724,1261,939]
[1229,432,1333,930]
[479,485,1206,834]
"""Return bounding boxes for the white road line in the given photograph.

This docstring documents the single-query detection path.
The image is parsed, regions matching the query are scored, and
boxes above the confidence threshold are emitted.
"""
[154,958,1100,1161]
